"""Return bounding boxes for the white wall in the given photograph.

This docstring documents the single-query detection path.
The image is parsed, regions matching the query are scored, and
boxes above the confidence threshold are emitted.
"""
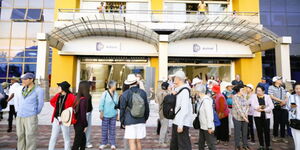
[61,36,158,56]
[168,38,253,57]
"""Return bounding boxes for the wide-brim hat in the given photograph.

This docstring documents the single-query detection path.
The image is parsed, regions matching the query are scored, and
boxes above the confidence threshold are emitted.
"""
[171,70,186,80]
[57,81,71,93]
[11,76,20,82]
[124,74,138,85]
[192,78,202,85]
[272,76,282,82]
[61,107,73,127]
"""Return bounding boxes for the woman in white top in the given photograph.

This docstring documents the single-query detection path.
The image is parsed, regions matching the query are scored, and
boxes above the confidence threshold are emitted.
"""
[288,83,300,150]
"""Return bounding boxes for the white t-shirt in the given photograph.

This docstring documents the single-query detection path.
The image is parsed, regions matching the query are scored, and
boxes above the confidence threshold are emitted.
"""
[8,83,21,105]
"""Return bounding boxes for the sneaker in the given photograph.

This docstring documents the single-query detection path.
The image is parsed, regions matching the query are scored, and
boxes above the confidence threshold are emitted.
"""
[99,145,105,150]
[281,138,288,144]
[86,143,93,148]
[271,137,278,142]
[243,146,251,150]
[111,145,116,150]
[223,142,228,146]
[249,141,255,145]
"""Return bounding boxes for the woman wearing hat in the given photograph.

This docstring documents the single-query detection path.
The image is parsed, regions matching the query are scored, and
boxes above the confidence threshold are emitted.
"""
[99,80,119,150]
[48,81,75,150]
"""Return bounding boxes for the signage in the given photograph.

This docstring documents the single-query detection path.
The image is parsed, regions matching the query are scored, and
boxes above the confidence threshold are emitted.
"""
[193,44,217,53]
[96,42,121,52]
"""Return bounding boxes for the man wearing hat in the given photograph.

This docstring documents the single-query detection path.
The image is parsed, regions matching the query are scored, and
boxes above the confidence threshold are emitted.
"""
[14,73,44,150]
[268,76,288,143]
[6,76,21,132]
[48,81,76,150]
[257,77,270,94]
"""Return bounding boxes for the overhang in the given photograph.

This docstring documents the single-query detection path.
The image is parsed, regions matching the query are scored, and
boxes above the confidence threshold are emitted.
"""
[48,14,160,50]
[169,16,280,52]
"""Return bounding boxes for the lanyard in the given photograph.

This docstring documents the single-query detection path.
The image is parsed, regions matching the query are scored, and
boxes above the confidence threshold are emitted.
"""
[22,85,35,98]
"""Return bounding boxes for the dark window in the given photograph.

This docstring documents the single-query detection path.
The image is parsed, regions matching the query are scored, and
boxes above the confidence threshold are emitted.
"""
[0,63,8,77]
[26,9,42,20]
[8,64,22,77]
[24,64,36,74]
[10,8,26,20]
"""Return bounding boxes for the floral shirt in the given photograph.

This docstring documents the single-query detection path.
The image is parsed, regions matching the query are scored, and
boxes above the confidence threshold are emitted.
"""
[232,95,249,121]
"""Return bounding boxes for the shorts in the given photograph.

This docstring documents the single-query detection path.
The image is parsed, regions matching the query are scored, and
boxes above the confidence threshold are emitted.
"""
[124,123,146,139]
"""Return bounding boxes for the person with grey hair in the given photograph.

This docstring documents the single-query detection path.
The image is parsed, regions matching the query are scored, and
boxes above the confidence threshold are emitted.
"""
[99,80,119,150]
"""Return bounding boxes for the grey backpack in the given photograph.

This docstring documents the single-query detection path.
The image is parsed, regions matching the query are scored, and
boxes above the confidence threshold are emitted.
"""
[128,90,145,118]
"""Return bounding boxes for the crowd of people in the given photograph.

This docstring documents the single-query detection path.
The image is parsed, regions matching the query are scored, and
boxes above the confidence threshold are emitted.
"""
[0,71,300,150]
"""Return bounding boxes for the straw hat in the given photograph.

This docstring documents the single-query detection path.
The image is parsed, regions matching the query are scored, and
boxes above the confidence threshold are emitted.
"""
[61,107,73,126]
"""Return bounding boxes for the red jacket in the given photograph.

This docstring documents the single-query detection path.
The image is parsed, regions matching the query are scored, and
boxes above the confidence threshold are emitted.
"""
[50,93,76,123]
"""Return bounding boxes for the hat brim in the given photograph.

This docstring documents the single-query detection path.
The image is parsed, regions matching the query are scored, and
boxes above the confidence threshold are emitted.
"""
[61,108,72,126]
[124,80,137,85]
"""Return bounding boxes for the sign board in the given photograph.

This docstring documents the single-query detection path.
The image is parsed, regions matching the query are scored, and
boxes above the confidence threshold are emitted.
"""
[193,44,217,53]
[96,42,121,52]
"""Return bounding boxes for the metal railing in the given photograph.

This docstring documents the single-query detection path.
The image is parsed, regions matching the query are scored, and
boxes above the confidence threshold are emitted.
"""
[57,9,259,23]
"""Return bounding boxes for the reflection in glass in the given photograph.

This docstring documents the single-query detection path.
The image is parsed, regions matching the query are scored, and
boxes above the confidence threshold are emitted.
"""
[11,9,26,20]
[1,0,14,7]
[0,22,12,38]
[14,0,28,8]
[0,8,13,20]
[27,23,42,38]
[0,39,10,49]
[43,23,54,33]
[11,22,26,38]
[8,64,23,77]
[0,63,8,77]
[44,0,55,9]
[26,9,43,20]
[29,0,43,8]
[24,64,36,74]
[43,9,54,21]
[10,39,25,50]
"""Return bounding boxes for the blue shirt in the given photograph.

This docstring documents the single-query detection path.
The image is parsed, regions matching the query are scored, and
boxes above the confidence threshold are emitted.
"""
[257,82,270,94]
[15,85,44,118]
[99,90,119,118]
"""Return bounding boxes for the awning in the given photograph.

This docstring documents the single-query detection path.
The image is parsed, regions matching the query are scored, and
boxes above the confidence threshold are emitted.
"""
[169,16,280,51]
[48,14,159,50]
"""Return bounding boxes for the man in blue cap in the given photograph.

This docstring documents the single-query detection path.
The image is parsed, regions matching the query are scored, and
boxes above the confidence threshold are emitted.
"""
[257,77,270,94]
[15,72,44,150]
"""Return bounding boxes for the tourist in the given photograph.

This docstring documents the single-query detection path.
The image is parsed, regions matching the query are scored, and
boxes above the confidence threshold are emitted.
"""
[257,77,270,94]
[246,84,255,144]
[170,71,193,150]
[118,83,130,150]
[155,82,170,146]
[15,73,44,150]
[251,86,274,150]
[212,85,230,146]
[72,81,90,150]
[232,85,249,150]
[6,77,20,132]
[197,0,206,15]
[231,75,244,87]
[197,84,216,150]
[288,82,300,150]
[222,83,234,135]
[120,74,150,150]
[85,82,93,148]
[99,80,119,150]
[48,81,75,150]
[268,76,288,143]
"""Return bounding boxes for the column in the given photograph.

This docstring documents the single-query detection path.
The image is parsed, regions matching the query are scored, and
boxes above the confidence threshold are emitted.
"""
[36,33,50,101]
[275,36,292,81]
[159,35,168,81]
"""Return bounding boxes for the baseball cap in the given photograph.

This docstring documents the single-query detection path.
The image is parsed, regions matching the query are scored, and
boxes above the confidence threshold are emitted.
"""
[21,73,35,80]
[261,77,267,80]
[171,70,186,80]
[272,76,282,82]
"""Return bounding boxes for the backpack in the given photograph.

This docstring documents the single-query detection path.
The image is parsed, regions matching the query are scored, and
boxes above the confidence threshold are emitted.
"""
[162,87,191,119]
[127,89,145,118]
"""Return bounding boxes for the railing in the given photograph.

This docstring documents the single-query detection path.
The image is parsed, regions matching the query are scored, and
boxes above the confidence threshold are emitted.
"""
[57,9,259,24]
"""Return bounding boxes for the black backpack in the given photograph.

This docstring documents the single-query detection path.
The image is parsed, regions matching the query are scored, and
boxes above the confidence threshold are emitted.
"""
[162,87,191,119]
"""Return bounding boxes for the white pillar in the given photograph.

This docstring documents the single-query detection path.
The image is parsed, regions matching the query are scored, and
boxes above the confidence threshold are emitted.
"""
[36,33,50,101]
[275,36,292,81]
[159,35,169,81]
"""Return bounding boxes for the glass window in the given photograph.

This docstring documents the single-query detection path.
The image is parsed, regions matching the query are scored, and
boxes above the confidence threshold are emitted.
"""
[44,0,54,9]
[29,0,43,8]
[0,39,10,49]
[0,8,12,20]
[1,0,13,7]
[25,50,37,57]
[270,0,286,12]
[286,0,300,13]
[269,26,288,36]
[287,27,300,43]
[260,12,271,26]
[11,22,27,38]
[0,22,11,38]
[27,22,42,38]
[9,50,24,58]
[26,9,42,20]
[10,39,25,50]
[260,0,271,12]
[271,12,286,26]
[25,57,37,62]
[8,63,23,77]
[26,39,38,47]
[0,63,8,77]
[14,0,28,8]
[0,50,9,62]
[287,12,300,26]
[11,8,26,20]
[42,22,54,33]
[24,64,36,74]
[290,44,300,55]
[43,9,54,21]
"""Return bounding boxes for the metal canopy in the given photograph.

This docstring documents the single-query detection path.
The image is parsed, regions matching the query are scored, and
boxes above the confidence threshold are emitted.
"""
[169,16,280,50]
[48,14,159,50]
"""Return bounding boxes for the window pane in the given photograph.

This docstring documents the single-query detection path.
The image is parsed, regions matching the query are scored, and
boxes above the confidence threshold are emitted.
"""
[10,39,25,50]
[24,64,36,74]
[29,0,43,8]
[260,12,271,26]
[0,8,12,20]
[2,0,14,7]
[11,8,27,20]
[26,9,42,20]
[9,50,24,58]
[0,39,10,49]
[44,0,54,9]
[43,9,54,21]
[0,63,8,77]
[271,13,286,26]
[25,50,37,57]
[0,50,9,58]
[259,0,271,12]
[12,22,27,38]
[25,57,37,62]
[26,40,38,47]
[27,22,42,38]
[14,0,28,8]
[42,22,54,33]
[286,0,300,13]
[287,27,300,43]
[0,22,12,38]
[270,0,286,12]
[8,64,23,77]
[287,12,300,26]
[48,63,51,74]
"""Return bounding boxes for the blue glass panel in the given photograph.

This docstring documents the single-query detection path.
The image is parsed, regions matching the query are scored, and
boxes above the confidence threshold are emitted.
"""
[26,9,42,20]
[290,44,300,56]
[287,13,300,26]
[25,57,37,62]
[10,8,26,20]
[287,27,300,43]
[271,13,287,26]
[260,0,271,12]
[269,26,288,36]
[8,64,22,77]
[286,0,300,12]
[0,63,7,77]
[0,79,7,83]
[260,12,271,26]
[24,64,36,75]
[270,0,286,12]
[48,64,52,74]
[25,51,37,57]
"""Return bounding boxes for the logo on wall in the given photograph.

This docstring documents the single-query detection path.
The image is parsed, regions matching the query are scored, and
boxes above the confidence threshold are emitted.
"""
[193,44,217,53]
[96,42,104,51]
[193,44,201,52]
